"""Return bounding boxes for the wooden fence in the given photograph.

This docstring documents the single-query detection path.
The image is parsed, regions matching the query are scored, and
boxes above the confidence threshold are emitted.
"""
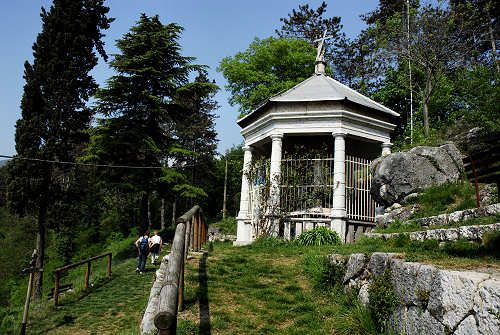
[52,252,112,306]
[463,139,500,206]
[153,205,208,335]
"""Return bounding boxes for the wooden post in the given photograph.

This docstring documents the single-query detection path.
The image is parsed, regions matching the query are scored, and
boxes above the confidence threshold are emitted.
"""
[178,259,185,312]
[54,271,60,306]
[154,312,176,335]
[198,215,202,249]
[84,262,91,290]
[203,216,207,244]
[184,218,192,261]
[193,215,199,251]
[107,254,112,277]
[20,249,37,335]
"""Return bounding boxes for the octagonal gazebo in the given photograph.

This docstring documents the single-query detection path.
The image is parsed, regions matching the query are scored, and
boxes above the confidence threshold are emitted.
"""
[234,55,399,246]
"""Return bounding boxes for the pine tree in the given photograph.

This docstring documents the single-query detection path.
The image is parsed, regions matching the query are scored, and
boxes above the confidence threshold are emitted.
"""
[8,0,112,299]
[84,14,204,232]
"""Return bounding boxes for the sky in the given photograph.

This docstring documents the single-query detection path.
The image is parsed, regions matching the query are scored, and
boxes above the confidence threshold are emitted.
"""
[0,0,379,158]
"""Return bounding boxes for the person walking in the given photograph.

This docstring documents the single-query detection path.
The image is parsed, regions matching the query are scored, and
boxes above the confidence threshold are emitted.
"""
[149,231,162,265]
[135,232,150,274]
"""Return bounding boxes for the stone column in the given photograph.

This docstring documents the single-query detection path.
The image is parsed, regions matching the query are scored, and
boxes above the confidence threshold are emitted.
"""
[269,134,283,210]
[331,132,347,242]
[381,142,393,156]
[234,145,253,246]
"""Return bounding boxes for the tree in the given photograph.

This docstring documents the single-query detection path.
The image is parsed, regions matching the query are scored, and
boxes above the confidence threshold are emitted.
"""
[372,2,478,137]
[84,15,207,232]
[450,0,500,72]
[8,0,112,299]
[218,37,316,116]
[275,2,342,44]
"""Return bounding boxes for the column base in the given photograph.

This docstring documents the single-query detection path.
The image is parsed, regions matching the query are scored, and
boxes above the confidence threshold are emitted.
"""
[330,217,347,243]
[234,217,253,246]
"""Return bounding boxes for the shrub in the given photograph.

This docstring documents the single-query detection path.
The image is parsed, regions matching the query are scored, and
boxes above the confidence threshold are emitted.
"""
[295,226,341,246]
[368,269,399,333]
[212,216,237,235]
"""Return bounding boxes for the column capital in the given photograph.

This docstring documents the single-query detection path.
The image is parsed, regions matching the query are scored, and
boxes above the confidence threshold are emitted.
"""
[270,133,283,141]
[242,145,254,152]
[381,142,393,149]
[331,131,347,138]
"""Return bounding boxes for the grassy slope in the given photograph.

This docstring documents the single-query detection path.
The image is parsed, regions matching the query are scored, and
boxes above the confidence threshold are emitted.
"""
[25,251,169,335]
[20,229,498,334]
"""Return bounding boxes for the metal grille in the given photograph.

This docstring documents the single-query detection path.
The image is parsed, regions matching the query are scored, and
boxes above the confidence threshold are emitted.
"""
[280,155,334,213]
[345,155,378,222]
[279,154,378,222]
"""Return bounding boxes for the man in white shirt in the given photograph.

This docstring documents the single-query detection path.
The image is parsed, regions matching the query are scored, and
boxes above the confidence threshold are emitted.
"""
[149,231,162,264]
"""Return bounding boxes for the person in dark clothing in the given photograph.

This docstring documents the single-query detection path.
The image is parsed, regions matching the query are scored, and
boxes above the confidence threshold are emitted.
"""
[134,232,150,274]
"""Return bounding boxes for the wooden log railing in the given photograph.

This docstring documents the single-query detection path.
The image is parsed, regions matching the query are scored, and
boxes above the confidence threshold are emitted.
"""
[154,205,208,335]
[52,252,112,306]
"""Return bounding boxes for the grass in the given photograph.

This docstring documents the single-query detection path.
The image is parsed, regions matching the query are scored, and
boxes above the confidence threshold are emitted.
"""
[3,228,498,334]
[1,245,170,335]
[404,181,477,219]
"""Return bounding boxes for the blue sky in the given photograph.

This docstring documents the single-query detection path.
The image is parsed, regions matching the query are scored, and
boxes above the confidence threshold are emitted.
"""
[0,0,379,157]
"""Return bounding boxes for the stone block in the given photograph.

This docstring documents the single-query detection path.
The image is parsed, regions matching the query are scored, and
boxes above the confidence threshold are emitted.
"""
[343,253,367,283]
[474,279,500,335]
[455,315,479,335]
[428,270,489,329]
[368,252,396,278]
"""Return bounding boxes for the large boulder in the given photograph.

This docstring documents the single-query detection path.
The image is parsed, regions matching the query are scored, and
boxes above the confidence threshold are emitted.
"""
[370,143,464,206]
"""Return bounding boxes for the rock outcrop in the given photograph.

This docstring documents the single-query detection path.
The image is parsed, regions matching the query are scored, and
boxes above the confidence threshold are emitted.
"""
[328,253,500,335]
[370,143,464,206]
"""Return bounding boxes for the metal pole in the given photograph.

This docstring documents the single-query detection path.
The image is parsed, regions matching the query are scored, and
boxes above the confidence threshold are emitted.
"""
[223,157,228,219]
[20,250,37,335]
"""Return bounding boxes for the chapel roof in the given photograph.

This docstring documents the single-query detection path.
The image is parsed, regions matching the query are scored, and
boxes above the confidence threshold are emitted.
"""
[237,73,399,127]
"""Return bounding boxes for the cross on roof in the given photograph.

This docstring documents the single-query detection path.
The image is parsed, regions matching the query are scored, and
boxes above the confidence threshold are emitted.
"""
[314,29,333,62]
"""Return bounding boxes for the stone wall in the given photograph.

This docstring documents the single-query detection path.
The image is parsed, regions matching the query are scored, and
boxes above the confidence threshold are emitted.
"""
[365,223,500,243]
[328,253,500,335]
[376,203,500,228]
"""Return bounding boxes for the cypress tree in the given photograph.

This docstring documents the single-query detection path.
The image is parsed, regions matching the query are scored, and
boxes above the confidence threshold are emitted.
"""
[8,0,112,299]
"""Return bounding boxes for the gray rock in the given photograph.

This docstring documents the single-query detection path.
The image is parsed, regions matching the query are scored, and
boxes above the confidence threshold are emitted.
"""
[368,252,396,278]
[375,204,421,228]
[343,253,367,283]
[389,305,444,335]
[474,279,500,335]
[370,143,464,206]
[455,315,479,335]
[428,270,489,329]
[357,283,370,307]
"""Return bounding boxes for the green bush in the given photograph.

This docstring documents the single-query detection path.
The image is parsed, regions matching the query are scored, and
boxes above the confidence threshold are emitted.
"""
[212,216,237,235]
[295,226,341,246]
[368,269,399,333]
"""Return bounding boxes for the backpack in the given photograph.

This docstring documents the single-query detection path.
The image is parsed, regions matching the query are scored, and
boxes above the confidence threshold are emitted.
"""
[138,237,149,251]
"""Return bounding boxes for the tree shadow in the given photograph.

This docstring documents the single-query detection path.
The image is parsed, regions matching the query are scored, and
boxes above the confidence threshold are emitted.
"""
[199,252,211,335]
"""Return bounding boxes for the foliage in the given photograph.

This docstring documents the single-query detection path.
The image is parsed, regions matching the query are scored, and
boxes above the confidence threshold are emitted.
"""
[368,269,399,333]
[212,216,237,235]
[295,226,341,246]
[218,37,316,116]
[275,1,342,44]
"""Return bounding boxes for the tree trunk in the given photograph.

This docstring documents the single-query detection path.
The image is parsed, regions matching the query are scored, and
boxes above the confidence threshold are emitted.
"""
[422,70,433,138]
[140,192,149,233]
[223,158,228,220]
[486,6,500,73]
[171,199,177,226]
[33,194,48,300]
[147,192,152,231]
[161,198,165,230]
